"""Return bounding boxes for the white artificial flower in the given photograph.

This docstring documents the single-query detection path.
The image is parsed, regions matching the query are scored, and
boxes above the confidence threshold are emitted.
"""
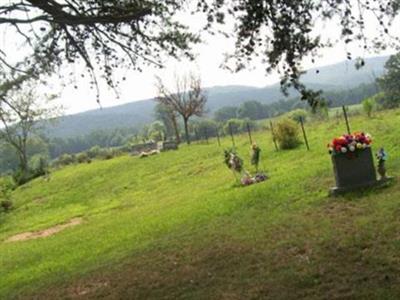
[349,145,355,152]
[341,147,348,153]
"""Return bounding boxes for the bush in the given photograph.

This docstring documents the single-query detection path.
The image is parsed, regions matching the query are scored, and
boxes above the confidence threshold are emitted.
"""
[371,92,392,110]
[119,144,132,153]
[12,169,33,186]
[6,155,50,186]
[55,153,76,166]
[0,176,15,191]
[288,109,308,123]
[275,119,301,150]
[0,200,13,212]
[12,166,48,186]
[239,118,257,132]
[87,146,101,159]
[223,119,244,135]
[101,149,114,160]
[194,119,219,139]
[29,154,49,177]
[99,148,122,160]
[76,152,90,163]
[0,176,15,208]
[362,97,376,117]
[312,105,329,120]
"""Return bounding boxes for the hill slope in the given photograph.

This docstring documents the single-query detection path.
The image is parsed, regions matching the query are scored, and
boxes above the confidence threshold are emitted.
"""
[1,109,400,299]
[46,56,389,138]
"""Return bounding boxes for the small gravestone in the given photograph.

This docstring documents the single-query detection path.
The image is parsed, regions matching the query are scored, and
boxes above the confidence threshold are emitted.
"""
[157,141,178,152]
[131,142,157,155]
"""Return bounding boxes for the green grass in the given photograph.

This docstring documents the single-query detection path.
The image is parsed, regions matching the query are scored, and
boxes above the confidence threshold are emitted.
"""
[329,104,363,117]
[1,109,400,299]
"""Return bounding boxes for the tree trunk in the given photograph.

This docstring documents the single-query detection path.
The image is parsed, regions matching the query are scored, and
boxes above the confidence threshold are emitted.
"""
[171,113,180,144]
[17,148,29,182]
[183,117,190,145]
[19,155,28,172]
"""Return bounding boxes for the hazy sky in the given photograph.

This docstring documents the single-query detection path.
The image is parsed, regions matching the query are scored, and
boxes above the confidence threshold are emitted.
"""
[1,5,399,115]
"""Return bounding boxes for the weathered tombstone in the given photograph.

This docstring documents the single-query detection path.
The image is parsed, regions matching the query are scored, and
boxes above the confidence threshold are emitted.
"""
[157,141,178,152]
[131,142,158,155]
[330,147,378,195]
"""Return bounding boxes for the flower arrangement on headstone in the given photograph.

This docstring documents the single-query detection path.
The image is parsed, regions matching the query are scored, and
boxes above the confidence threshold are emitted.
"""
[327,132,378,195]
[328,132,372,158]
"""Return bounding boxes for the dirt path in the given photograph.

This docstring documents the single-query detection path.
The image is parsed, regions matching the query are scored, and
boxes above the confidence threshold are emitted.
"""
[6,218,83,242]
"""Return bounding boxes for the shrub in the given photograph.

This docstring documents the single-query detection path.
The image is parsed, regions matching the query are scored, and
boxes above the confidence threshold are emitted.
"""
[12,169,32,186]
[223,119,244,135]
[119,144,131,153]
[371,92,391,110]
[87,146,101,159]
[0,176,15,191]
[362,97,376,117]
[102,149,114,160]
[0,176,15,206]
[194,119,219,139]
[76,152,90,163]
[288,109,308,123]
[148,121,165,142]
[55,153,76,166]
[0,200,13,212]
[99,148,121,160]
[12,166,48,186]
[149,130,164,142]
[275,119,301,150]
[29,154,49,177]
[313,106,329,120]
[239,118,257,133]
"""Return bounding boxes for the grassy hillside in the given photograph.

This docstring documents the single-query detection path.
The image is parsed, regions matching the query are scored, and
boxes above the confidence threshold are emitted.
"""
[1,109,400,299]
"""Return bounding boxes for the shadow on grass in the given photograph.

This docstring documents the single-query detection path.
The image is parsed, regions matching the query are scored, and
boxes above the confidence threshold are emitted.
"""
[329,177,397,201]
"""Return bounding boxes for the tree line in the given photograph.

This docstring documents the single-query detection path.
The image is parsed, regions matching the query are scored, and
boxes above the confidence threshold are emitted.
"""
[2,54,399,178]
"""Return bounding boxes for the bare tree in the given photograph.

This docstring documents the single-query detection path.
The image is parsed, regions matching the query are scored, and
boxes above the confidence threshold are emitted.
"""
[155,74,207,145]
[0,85,61,181]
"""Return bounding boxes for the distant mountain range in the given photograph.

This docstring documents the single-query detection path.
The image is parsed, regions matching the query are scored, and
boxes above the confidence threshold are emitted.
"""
[45,55,389,138]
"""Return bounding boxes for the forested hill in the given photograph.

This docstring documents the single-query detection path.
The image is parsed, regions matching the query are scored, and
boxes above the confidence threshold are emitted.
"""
[45,55,389,138]
[301,56,387,87]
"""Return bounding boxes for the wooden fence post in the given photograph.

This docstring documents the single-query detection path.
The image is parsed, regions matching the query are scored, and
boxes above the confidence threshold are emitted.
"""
[342,105,351,134]
[194,128,199,142]
[247,122,253,145]
[229,123,236,147]
[216,127,221,147]
[300,117,310,151]
[204,127,209,144]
